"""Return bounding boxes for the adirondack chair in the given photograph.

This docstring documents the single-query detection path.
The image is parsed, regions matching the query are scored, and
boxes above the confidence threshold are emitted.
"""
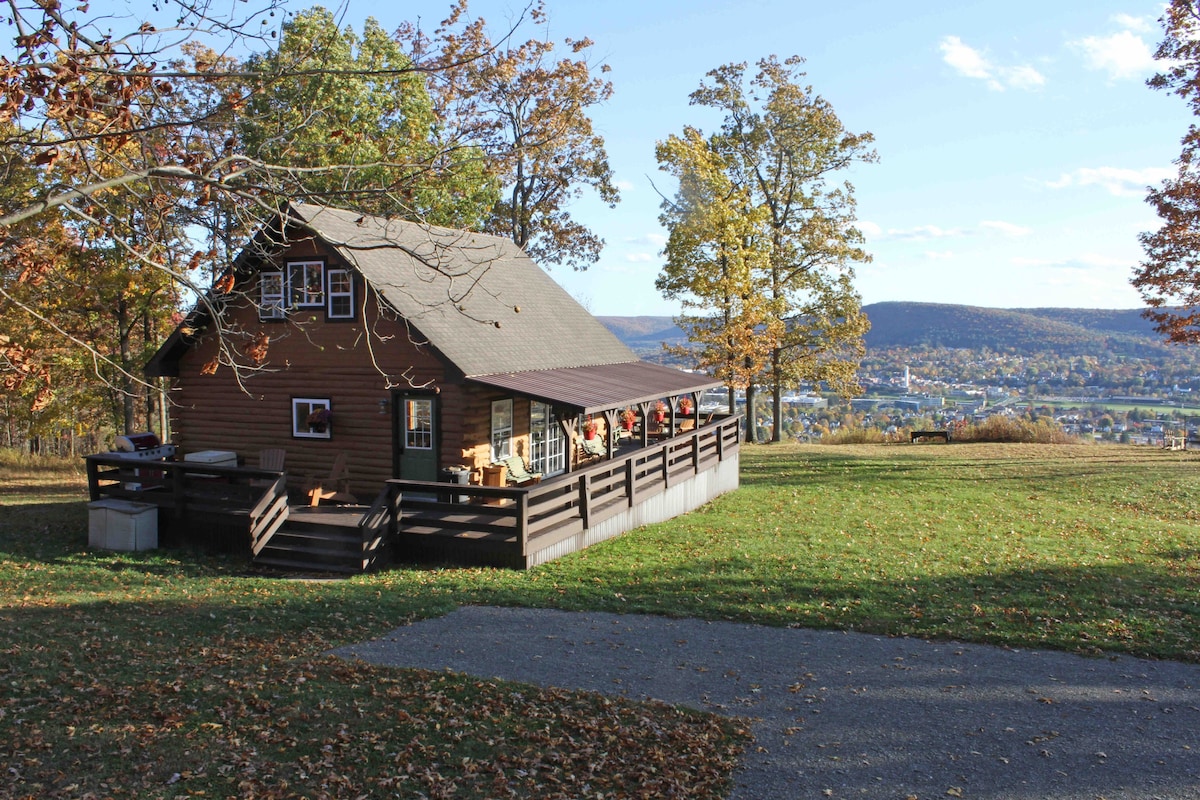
[501,455,542,486]
[304,451,358,506]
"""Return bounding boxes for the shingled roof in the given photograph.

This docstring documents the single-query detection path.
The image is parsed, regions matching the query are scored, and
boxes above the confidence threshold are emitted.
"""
[147,203,721,409]
[288,203,635,377]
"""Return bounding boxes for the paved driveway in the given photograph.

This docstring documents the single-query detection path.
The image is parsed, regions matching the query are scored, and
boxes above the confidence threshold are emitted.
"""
[332,606,1200,799]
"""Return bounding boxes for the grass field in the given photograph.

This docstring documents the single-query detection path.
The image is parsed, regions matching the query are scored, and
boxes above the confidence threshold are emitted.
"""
[3,443,1200,798]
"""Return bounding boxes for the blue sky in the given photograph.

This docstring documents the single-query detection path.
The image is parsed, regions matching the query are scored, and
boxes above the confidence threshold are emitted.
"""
[359,0,1186,315]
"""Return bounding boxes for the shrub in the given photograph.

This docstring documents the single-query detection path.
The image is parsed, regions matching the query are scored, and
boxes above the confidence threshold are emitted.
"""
[821,427,892,445]
[951,415,1077,444]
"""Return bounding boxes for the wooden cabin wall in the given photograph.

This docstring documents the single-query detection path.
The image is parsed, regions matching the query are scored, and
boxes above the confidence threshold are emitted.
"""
[167,242,458,499]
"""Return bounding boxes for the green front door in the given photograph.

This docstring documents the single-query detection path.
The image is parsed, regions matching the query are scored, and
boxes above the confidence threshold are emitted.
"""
[396,393,438,481]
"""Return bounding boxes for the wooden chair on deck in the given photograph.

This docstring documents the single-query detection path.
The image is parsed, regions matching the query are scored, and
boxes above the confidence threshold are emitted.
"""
[259,448,286,472]
[577,435,606,465]
[304,451,358,506]
[501,455,542,486]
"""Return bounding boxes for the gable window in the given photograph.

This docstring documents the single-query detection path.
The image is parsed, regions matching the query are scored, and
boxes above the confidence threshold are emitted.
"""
[530,401,565,477]
[259,271,284,320]
[491,399,512,462]
[287,260,324,307]
[293,397,332,439]
[327,268,354,319]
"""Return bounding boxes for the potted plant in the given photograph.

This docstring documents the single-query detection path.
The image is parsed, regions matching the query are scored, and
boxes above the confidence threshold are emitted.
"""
[306,407,332,433]
[582,418,598,440]
[652,400,667,423]
[679,396,693,415]
[619,408,636,431]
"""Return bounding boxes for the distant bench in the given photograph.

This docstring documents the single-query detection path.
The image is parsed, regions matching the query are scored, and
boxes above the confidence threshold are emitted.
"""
[911,430,950,443]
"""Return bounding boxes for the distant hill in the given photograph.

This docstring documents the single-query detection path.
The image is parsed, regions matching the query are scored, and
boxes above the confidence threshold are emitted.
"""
[860,302,1169,356]
[598,303,1174,358]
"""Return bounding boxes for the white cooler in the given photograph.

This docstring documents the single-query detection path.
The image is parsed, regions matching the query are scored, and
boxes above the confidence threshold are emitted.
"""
[183,450,238,468]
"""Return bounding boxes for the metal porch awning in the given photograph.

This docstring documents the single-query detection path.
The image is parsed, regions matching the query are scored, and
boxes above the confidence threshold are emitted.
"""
[467,361,722,415]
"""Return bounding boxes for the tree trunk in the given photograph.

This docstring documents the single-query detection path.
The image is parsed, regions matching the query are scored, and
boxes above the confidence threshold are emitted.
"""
[117,297,135,435]
[745,382,756,443]
[771,349,783,442]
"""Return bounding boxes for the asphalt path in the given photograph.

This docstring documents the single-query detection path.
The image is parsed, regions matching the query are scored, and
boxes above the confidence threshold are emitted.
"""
[332,606,1200,799]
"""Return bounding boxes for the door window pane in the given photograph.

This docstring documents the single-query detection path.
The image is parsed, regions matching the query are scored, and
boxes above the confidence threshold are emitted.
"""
[405,398,433,449]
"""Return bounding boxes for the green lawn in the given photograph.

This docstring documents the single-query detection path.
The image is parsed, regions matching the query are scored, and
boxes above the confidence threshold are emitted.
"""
[4,443,1200,798]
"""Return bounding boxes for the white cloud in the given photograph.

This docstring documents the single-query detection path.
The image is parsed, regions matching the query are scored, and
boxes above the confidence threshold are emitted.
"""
[922,250,956,261]
[1111,13,1153,34]
[1045,166,1173,196]
[940,36,992,80]
[979,220,1032,237]
[624,233,668,248]
[939,35,1045,91]
[613,179,636,192]
[857,220,883,238]
[890,224,965,241]
[1011,253,1128,269]
[624,252,655,263]
[1073,30,1156,80]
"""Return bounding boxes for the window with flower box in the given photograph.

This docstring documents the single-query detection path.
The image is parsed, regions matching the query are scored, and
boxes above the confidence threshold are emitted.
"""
[293,397,332,439]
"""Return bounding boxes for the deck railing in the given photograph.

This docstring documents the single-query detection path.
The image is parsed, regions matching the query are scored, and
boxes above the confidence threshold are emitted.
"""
[85,455,289,552]
[387,414,742,567]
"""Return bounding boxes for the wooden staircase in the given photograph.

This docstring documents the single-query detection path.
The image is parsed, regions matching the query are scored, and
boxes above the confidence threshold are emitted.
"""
[251,488,397,574]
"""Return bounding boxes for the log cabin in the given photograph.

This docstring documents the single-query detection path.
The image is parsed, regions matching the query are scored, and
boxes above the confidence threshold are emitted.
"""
[96,203,743,570]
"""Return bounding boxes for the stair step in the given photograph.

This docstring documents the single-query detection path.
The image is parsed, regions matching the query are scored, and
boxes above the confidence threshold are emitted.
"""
[253,555,364,574]
[260,541,367,559]
[271,532,360,551]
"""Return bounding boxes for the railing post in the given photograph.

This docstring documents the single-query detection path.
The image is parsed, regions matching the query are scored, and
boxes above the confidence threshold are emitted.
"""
[518,491,530,556]
[388,484,403,538]
[86,457,100,500]
[625,457,635,508]
[578,472,591,529]
[691,430,700,473]
[172,462,187,530]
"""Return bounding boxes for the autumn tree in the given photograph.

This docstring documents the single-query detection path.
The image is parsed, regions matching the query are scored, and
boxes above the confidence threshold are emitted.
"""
[399,0,619,269]
[243,7,497,227]
[656,126,781,430]
[1135,0,1200,342]
[660,57,875,442]
[0,0,509,428]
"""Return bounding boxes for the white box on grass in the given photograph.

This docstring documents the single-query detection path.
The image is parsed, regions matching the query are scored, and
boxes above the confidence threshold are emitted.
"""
[87,499,158,551]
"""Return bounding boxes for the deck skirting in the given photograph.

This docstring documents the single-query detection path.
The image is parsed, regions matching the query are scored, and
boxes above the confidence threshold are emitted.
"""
[525,453,740,568]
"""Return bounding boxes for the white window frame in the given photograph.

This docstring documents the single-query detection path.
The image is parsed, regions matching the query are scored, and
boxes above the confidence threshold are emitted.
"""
[491,399,513,462]
[530,401,566,477]
[327,268,355,319]
[259,270,284,320]
[293,397,332,439]
[287,260,325,308]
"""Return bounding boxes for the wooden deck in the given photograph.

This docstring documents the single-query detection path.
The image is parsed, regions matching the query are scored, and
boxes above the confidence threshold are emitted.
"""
[387,414,743,568]
[85,414,742,571]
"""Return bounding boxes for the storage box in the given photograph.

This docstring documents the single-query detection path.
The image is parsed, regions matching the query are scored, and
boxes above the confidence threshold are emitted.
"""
[184,450,238,468]
[88,499,158,551]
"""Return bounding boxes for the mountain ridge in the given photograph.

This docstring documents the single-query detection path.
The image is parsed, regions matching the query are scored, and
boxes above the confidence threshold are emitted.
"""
[597,302,1172,357]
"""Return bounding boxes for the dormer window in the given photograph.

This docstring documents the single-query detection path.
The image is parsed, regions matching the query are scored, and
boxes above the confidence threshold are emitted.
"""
[287,260,324,307]
[327,268,354,319]
[259,271,284,320]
